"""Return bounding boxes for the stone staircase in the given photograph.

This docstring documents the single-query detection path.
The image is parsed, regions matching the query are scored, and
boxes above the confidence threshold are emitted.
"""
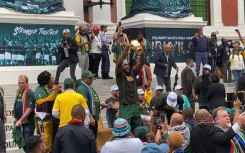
[3,77,235,153]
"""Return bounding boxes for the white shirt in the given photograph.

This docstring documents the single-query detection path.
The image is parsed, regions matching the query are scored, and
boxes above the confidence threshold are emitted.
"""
[90,35,102,54]
[101,137,143,153]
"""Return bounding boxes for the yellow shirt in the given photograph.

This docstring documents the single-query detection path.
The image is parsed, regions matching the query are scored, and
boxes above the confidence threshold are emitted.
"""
[75,34,89,52]
[53,90,88,127]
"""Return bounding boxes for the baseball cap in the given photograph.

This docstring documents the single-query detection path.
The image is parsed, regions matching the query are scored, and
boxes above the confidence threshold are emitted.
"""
[174,85,183,91]
[100,25,108,30]
[137,89,145,95]
[92,26,100,31]
[63,29,70,34]
[166,92,177,107]
[203,64,211,71]
[64,78,74,89]
[155,85,164,91]
[81,70,95,78]
[142,143,169,153]
[211,32,216,36]
[111,85,119,91]
[134,126,149,140]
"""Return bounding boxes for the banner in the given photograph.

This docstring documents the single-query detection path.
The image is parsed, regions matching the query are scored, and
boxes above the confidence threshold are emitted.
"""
[144,28,196,63]
[0,0,65,14]
[122,0,192,20]
[0,23,74,66]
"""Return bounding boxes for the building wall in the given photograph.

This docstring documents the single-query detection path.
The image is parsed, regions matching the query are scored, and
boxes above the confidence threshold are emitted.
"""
[222,0,238,26]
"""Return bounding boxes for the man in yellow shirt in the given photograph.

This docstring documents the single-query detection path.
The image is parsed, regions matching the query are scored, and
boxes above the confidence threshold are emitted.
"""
[52,78,93,128]
[75,26,90,74]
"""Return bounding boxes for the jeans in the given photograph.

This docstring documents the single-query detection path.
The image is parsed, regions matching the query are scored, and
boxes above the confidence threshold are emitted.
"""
[0,120,6,153]
[156,76,171,91]
[89,53,102,76]
[23,123,35,153]
[195,52,208,75]
[89,121,98,139]
[232,70,243,88]
[54,59,77,84]
[222,59,231,82]
[101,47,110,74]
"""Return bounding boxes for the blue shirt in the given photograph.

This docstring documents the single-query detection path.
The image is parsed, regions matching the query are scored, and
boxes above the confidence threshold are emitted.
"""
[191,35,210,52]
[100,32,109,46]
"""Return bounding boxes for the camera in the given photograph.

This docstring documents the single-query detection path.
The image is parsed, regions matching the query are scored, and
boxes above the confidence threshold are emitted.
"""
[63,42,67,46]
[235,29,239,32]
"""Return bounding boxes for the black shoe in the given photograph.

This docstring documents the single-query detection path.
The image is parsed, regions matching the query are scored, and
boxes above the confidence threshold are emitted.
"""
[103,75,113,79]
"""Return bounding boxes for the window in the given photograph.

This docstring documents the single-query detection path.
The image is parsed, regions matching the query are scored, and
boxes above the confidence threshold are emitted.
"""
[190,0,210,25]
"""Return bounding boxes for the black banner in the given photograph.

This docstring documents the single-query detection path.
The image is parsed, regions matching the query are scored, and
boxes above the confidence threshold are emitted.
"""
[0,23,74,66]
[0,0,65,14]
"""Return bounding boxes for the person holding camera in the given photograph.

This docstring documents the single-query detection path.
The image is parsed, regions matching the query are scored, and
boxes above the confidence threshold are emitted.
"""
[112,32,126,63]
[54,29,78,85]
[191,28,210,76]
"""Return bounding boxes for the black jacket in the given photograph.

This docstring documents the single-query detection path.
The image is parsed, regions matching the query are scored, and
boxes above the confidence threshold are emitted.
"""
[207,82,226,111]
[53,122,96,153]
[153,51,177,77]
[181,66,196,99]
[191,123,214,153]
[237,75,245,91]
[209,125,237,153]
[58,37,78,63]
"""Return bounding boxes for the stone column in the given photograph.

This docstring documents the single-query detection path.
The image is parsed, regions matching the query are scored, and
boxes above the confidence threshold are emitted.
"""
[210,0,223,26]
[116,0,126,22]
[89,0,113,25]
[238,0,245,26]
[63,0,84,24]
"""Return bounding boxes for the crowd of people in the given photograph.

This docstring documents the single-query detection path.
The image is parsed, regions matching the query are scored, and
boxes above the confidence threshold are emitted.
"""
[1,25,245,153]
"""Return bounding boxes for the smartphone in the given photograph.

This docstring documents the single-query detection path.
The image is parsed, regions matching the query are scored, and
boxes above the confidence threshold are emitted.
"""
[233,94,238,101]
[235,29,239,32]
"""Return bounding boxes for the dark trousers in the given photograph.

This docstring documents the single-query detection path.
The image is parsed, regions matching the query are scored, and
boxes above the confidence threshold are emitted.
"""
[208,55,216,73]
[101,47,110,74]
[23,123,35,153]
[0,120,6,153]
[89,53,101,76]
[54,59,77,84]
[222,59,231,82]
[89,121,98,139]
[156,76,171,91]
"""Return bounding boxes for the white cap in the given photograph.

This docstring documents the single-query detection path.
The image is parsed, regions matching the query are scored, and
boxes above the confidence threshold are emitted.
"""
[155,85,164,91]
[174,85,183,91]
[137,89,145,95]
[203,64,211,71]
[63,29,70,34]
[166,92,177,107]
[111,85,119,91]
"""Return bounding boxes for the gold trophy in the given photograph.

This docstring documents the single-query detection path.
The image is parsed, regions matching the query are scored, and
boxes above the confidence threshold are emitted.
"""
[131,40,144,55]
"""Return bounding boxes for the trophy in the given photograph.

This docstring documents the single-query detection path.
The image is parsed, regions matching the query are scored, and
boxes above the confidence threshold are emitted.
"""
[131,40,144,55]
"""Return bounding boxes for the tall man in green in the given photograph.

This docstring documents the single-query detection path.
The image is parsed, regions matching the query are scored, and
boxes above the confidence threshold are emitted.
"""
[76,70,97,138]
[116,44,145,131]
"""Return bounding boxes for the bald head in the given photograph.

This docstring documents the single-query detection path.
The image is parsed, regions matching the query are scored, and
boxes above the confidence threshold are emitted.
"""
[195,109,211,123]
[164,44,173,54]
[71,104,85,121]
[170,113,183,127]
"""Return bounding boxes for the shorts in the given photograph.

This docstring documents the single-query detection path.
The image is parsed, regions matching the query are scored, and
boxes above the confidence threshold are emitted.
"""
[4,52,11,60]
[0,54,4,60]
[18,55,24,61]
[36,53,41,59]
[12,54,18,61]
[52,56,56,61]
[44,55,49,61]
